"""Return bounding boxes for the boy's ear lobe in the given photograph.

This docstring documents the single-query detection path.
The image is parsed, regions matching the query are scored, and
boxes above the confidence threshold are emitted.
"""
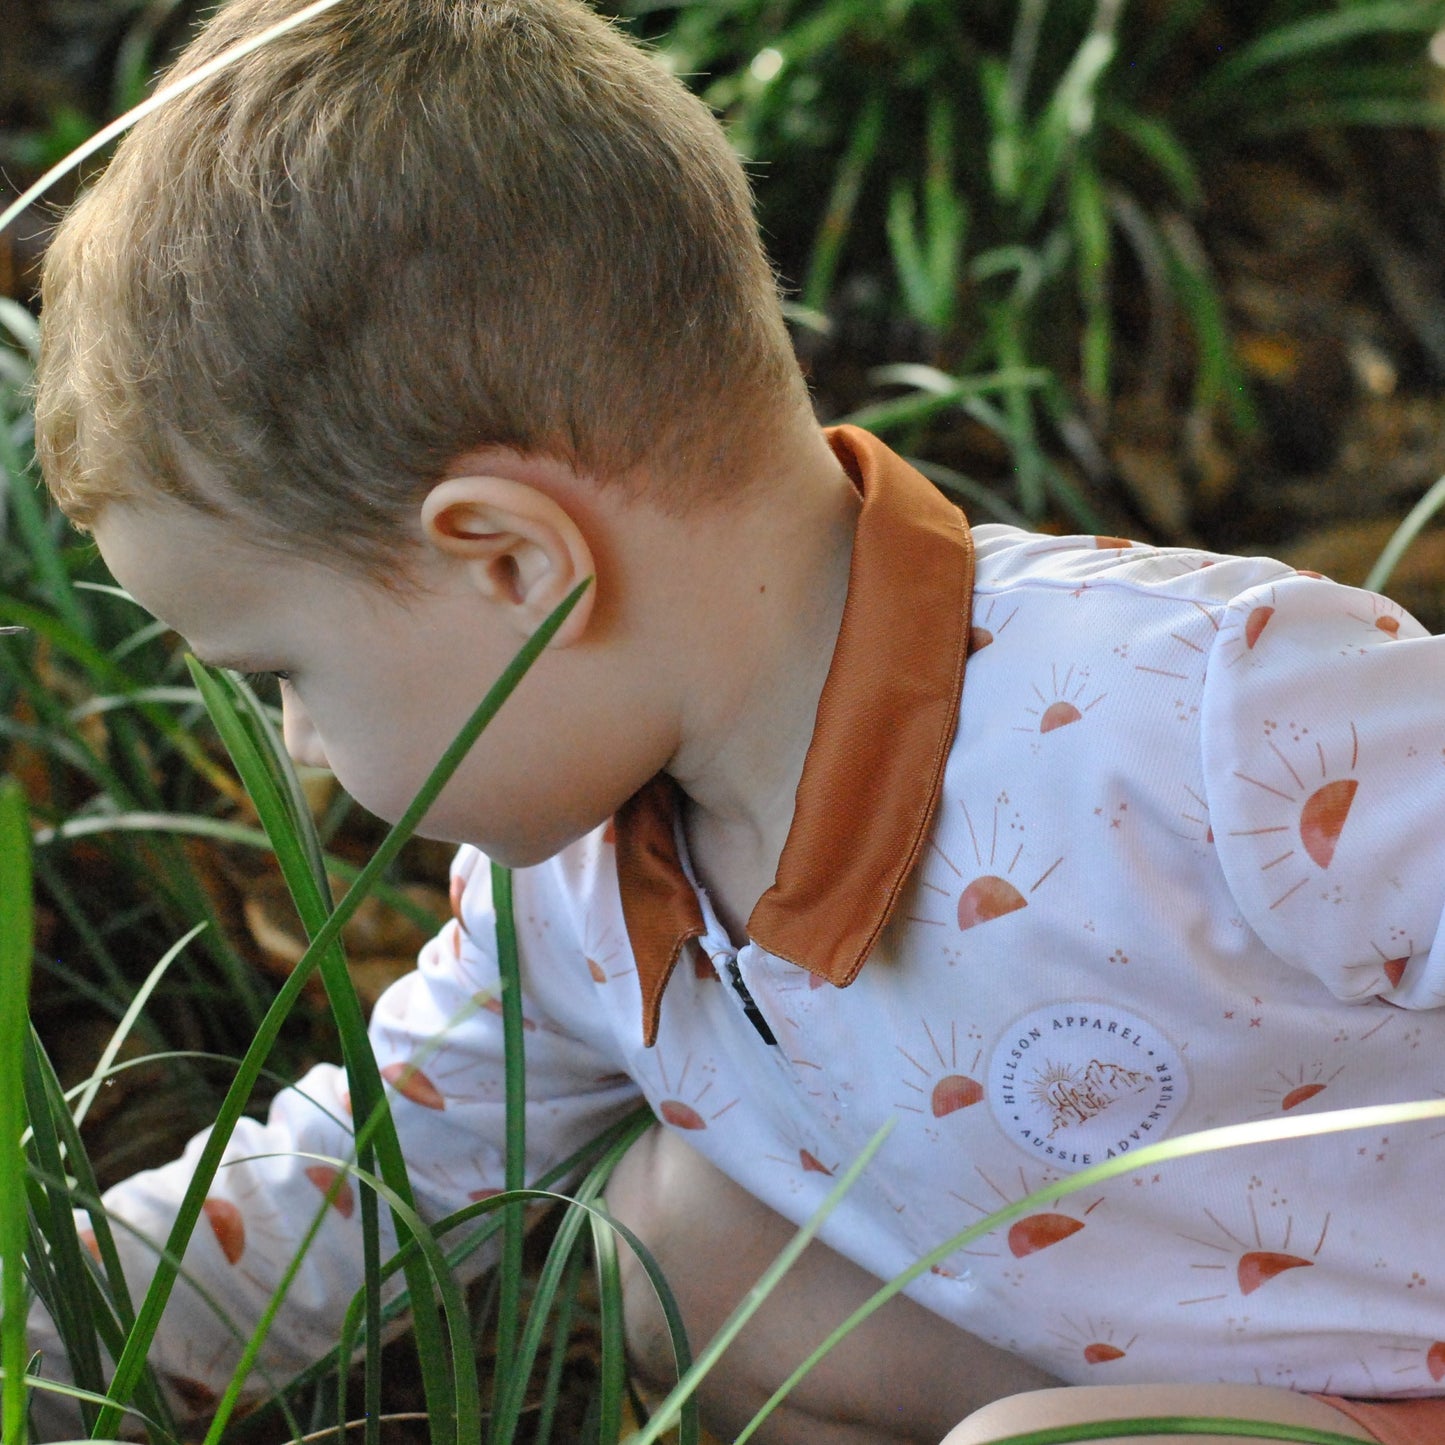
[420,474,596,646]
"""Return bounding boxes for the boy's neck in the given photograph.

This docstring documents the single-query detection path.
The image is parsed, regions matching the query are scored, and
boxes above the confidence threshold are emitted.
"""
[658,425,860,942]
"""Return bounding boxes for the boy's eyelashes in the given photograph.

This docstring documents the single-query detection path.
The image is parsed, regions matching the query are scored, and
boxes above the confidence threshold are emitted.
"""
[242,669,292,688]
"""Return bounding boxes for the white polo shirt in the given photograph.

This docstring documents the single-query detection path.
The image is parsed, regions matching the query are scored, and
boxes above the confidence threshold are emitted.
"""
[67,427,1445,1410]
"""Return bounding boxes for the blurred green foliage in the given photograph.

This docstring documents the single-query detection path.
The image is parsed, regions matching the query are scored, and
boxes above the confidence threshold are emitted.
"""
[614,0,1445,522]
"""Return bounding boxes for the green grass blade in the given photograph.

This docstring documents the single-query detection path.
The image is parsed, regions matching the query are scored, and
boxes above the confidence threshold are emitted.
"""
[590,1214,627,1445]
[1364,473,1445,593]
[69,925,204,1129]
[0,778,35,1445]
[32,814,441,936]
[487,863,528,1442]
[738,1099,1445,1443]
[0,0,350,239]
[802,86,886,312]
[182,659,432,1445]
[628,1121,895,1445]
[969,1423,1370,1444]
[1199,0,1445,99]
[95,580,588,1440]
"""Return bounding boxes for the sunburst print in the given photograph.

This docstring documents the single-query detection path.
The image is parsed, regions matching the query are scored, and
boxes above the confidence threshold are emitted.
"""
[649,1047,739,1132]
[1250,1060,1345,1120]
[1047,1314,1139,1368]
[907,794,1063,940]
[1014,663,1106,736]
[949,1164,1103,1263]
[582,910,632,985]
[895,1018,985,1127]
[763,1115,839,1185]
[1177,1188,1330,1305]
[1218,585,1280,668]
[968,597,1021,656]
[1169,783,1214,846]
[1131,605,1219,695]
[199,1173,301,1296]
[1345,594,1409,646]
[1378,1339,1445,1388]
[1227,719,1361,909]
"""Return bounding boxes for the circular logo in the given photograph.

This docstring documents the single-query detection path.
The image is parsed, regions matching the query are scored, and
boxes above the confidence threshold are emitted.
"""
[986,1003,1188,1172]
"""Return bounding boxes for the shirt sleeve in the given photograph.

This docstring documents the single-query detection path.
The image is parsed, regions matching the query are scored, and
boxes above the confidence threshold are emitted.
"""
[29,845,641,1425]
[1200,570,1445,1008]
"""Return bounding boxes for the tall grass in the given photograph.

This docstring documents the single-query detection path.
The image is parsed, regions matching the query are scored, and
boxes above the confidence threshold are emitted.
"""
[615,0,1445,529]
[6,4,1445,1442]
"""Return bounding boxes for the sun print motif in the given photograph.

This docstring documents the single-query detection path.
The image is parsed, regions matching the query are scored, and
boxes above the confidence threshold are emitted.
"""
[1168,783,1214,847]
[1379,1339,1445,1388]
[371,1007,518,1113]
[1228,719,1361,910]
[198,1174,304,1296]
[1249,1060,1345,1120]
[894,1017,986,1136]
[1130,604,1220,703]
[1217,586,1281,668]
[948,1165,1104,1268]
[1324,931,1418,1001]
[906,794,1063,949]
[647,1047,739,1132]
[763,1114,840,1187]
[1047,1314,1138,1369]
[1177,1184,1330,1306]
[968,597,1020,657]
[1344,593,1410,651]
[582,909,633,985]
[1014,663,1106,736]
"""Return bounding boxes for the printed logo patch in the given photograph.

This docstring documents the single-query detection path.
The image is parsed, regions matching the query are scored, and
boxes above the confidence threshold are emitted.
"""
[987,1004,1187,1172]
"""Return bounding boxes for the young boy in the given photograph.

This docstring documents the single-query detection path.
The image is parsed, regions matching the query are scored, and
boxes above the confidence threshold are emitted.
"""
[27,0,1445,1441]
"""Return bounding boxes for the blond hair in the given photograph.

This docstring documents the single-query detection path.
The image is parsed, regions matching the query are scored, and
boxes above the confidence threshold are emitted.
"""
[36,0,804,570]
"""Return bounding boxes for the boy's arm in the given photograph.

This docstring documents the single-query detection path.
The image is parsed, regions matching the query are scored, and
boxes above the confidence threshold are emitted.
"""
[1201,570,1445,1007]
[28,844,641,1429]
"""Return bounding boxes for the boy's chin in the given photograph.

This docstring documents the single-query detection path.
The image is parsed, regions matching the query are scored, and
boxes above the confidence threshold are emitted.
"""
[413,816,575,869]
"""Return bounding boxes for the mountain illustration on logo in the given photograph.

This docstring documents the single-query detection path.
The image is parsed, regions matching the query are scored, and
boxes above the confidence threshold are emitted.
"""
[1029,1059,1157,1137]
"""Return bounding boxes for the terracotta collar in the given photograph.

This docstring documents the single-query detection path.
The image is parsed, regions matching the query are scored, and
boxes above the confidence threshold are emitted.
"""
[614,426,975,1044]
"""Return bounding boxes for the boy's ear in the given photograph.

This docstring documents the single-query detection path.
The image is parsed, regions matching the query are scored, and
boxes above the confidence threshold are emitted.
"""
[419,473,596,646]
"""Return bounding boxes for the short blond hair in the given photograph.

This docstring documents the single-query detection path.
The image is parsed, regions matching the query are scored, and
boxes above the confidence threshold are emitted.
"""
[36,0,805,570]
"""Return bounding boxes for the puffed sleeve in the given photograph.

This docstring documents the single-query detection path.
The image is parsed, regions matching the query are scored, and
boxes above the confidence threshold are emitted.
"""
[1200,570,1445,1007]
[28,844,642,1428]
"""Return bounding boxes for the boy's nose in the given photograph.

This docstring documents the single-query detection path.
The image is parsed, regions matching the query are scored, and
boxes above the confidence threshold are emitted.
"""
[281,691,330,771]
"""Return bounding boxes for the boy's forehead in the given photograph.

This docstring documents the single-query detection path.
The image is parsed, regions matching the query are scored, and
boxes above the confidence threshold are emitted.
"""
[92,497,284,660]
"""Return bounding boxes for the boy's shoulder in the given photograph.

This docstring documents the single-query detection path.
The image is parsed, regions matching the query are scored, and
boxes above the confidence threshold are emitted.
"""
[970,523,1302,608]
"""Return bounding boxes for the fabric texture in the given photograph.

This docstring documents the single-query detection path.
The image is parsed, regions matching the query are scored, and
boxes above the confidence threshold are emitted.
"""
[44,428,1445,1418]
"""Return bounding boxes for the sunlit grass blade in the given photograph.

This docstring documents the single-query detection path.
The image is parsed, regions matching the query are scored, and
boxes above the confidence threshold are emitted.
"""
[68,925,203,1130]
[1363,472,1445,593]
[737,1098,1445,1443]
[969,1421,1370,1444]
[18,1041,178,1440]
[32,814,440,935]
[626,1120,895,1445]
[182,662,425,1445]
[0,777,36,1445]
[94,579,587,1440]
[0,0,349,240]
[532,1231,590,1445]
[487,1107,698,1445]
[199,1154,480,1445]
